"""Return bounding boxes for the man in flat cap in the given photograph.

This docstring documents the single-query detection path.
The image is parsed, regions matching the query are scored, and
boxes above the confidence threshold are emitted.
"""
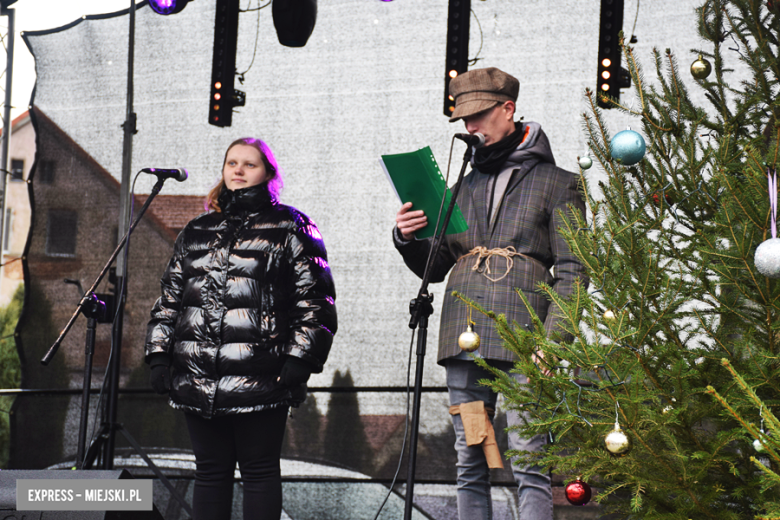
[393,67,587,519]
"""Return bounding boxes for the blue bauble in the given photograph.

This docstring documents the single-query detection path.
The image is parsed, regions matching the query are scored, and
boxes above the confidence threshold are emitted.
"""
[610,129,646,166]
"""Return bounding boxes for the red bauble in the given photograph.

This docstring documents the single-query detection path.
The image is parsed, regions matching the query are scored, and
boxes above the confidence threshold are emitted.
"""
[565,477,592,506]
[652,192,673,206]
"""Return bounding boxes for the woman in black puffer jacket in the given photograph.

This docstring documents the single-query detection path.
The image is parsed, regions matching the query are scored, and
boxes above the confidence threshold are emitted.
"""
[145,137,337,520]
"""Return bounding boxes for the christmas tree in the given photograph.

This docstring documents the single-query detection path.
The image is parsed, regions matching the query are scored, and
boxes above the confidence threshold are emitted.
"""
[464,0,780,517]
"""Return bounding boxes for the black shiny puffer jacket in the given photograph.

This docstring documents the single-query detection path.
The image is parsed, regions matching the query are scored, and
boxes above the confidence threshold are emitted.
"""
[145,183,337,418]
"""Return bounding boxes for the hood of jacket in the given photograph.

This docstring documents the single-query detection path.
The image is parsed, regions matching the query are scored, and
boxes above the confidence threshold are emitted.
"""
[472,121,557,171]
[218,182,278,216]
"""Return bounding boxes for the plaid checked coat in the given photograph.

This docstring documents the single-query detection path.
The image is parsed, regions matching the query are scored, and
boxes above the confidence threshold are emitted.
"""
[394,124,588,364]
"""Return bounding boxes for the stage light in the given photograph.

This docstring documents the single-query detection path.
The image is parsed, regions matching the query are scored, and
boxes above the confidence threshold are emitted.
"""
[209,0,244,127]
[596,0,631,108]
[272,0,317,47]
[0,0,17,14]
[148,0,190,15]
[443,0,470,116]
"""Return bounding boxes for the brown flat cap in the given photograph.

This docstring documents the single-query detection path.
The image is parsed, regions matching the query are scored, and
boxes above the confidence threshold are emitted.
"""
[448,67,519,122]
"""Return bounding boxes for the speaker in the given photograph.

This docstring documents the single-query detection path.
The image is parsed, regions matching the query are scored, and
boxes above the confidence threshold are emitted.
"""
[0,470,164,520]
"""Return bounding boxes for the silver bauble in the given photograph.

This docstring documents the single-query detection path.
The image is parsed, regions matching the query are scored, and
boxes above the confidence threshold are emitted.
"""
[610,129,646,166]
[578,156,593,170]
[755,238,780,278]
[754,437,766,453]
[458,324,481,352]
[605,422,632,456]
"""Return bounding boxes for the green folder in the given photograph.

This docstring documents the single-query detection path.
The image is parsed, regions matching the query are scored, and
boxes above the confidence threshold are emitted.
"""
[380,146,469,239]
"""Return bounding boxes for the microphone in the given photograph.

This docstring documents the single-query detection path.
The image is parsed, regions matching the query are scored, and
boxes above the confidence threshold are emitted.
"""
[140,167,188,182]
[454,133,485,148]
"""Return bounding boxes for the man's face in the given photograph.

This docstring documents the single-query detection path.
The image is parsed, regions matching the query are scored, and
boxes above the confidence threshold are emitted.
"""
[462,101,516,146]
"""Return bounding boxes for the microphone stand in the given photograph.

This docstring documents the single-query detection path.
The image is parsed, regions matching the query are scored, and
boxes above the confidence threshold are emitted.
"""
[40,175,194,519]
[403,143,475,520]
[41,176,164,366]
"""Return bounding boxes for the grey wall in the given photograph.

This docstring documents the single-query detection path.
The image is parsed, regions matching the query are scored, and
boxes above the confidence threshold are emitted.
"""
[24,0,717,423]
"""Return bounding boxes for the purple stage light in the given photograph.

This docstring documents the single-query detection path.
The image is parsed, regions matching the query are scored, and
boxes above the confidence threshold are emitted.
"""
[149,0,190,15]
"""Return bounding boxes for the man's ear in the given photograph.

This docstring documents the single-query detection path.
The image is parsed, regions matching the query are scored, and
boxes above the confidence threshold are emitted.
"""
[503,101,516,121]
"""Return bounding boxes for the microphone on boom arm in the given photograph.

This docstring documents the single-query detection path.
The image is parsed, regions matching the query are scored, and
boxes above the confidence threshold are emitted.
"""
[453,133,485,148]
[140,167,189,182]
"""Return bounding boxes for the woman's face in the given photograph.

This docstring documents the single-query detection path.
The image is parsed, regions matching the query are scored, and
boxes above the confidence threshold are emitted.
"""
[222,144,267,191]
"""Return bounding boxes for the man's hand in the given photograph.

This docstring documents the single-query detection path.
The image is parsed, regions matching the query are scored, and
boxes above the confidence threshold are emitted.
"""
[532,350,555,377]
[396,202,428,241]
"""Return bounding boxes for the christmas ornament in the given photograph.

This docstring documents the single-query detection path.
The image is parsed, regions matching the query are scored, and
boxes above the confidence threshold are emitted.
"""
[755,239,780,278]
[652,192,673,206]
[754,432,767,453]
[603,310,616,320]
[605,423,631,455]
[610,128,646,166]
[605,404,632,456]
[754,407,769,453]
[458,308,480,352]
[458,324,480,352]
[690,54,712,80]
[578,155,593,170]
[565,477,592,506]
[755,169,780,278]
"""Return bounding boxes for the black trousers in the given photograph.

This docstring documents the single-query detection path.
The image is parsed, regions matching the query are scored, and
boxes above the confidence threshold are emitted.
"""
[185,406,289,520]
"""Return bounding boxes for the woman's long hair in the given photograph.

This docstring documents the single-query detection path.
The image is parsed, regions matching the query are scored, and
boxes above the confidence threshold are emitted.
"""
[206,137,284,212]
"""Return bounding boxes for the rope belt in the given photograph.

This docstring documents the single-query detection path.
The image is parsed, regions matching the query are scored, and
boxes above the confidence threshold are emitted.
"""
[460,246,530,282]
[449,402,504,469]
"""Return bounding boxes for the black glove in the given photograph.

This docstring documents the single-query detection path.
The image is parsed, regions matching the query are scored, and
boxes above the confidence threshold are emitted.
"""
[148,354,172,395]
[277,356,312,386]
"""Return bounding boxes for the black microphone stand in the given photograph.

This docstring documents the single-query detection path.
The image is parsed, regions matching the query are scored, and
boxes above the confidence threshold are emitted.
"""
[403,143,475,520]
[40,176,194,519]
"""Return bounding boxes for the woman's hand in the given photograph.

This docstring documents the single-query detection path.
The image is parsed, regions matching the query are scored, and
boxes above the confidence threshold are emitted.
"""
[277,356,312,386]
[150,365,172,394]
[396,202,428,241]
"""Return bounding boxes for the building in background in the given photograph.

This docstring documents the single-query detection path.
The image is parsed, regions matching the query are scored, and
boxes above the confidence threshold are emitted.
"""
[0,111,34,306]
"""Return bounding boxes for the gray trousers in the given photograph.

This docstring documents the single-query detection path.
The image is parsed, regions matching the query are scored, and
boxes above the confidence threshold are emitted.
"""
[446,359,553,520]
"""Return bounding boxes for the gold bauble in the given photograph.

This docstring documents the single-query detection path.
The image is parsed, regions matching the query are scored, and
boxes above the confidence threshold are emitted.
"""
[690,54,712,80]
[458,324,481,352]
[605,422,632,455]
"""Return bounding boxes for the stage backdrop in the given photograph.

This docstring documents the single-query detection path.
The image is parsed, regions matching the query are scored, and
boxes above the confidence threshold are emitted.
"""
[12,0,724,517]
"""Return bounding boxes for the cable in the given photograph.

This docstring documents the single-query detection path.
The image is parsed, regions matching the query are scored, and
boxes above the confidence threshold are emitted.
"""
[236,0,269,82]
[469,8,483,66]
[420,136,458,285]
[240,0,271,12]
[629,0,640,42]
[81,171,143,468]
[371,328,416,520]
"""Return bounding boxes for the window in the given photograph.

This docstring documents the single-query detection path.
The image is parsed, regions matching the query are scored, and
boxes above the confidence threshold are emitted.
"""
[46,210,78,257]
[37,160,55,184]
[10,159,23,181]
[3,208,12,252]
